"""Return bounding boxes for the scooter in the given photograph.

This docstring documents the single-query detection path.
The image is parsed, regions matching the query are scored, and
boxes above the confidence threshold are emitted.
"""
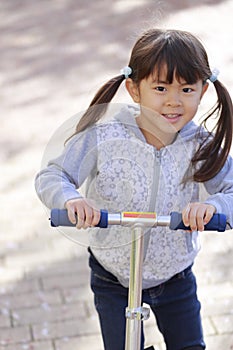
[50,209,226,350]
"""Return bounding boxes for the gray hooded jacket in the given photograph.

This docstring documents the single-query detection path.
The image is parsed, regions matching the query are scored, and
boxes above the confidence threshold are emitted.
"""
[35,105,233,288]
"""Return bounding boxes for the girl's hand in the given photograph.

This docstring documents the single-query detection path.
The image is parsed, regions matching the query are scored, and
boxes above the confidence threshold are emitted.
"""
[65,198,101,229]
[182,202,216,232]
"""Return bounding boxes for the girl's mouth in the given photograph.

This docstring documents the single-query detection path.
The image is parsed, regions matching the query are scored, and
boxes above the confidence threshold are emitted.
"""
[162,114,182,123]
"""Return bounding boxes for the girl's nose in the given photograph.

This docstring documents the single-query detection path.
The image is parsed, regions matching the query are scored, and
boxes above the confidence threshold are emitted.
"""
[166,92,182,107]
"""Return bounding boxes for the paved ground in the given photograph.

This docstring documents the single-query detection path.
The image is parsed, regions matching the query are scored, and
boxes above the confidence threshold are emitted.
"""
[1,0,233,349]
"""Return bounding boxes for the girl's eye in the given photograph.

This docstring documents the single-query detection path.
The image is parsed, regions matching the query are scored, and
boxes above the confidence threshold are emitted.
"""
[183,87,193,93]
[155,86,166,92]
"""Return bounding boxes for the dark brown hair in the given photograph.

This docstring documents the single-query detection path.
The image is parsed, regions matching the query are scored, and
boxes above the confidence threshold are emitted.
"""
[72,29,233,183]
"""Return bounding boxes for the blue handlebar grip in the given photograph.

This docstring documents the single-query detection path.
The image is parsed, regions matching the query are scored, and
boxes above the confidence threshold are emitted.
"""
[170,212,226,232]
[50,209,108,228]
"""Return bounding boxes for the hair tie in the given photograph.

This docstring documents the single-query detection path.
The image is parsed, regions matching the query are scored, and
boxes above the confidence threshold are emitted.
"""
[209,68,220,83]
[120,66,132,79]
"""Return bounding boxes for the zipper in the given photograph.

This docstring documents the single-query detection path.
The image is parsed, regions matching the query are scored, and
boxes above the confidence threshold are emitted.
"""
[149,149,161,212]
[143,148,161,259]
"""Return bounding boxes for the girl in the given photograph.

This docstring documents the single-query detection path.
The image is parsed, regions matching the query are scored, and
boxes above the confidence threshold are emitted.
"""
[35,29,233,350]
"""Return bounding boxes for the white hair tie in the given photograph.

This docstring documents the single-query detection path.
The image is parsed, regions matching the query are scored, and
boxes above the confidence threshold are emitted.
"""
[120,66,132,79]
[209,68,220,83]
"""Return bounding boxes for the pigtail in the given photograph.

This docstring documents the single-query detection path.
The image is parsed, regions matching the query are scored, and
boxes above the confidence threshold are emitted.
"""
[76,75,125,133]
[192,80,233,182]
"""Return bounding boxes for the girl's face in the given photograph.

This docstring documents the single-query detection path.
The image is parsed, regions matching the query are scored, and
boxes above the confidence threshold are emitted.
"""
[126,67,208,148]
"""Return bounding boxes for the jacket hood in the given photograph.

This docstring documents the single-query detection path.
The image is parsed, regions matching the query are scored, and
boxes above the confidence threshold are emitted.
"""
[113,103,206,145]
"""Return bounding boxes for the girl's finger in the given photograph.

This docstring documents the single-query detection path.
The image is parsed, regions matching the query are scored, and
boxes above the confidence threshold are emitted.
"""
[76,207,85,229]
[83,205,94,229]
[182,203,191,227]
[195,206,206,232]
[203,205,216,225]
[91,209,101,227]
[67,206,77,225]
[188,206,198,231]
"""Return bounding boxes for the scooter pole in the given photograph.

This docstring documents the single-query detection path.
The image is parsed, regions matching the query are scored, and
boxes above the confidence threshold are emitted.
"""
[125,223,145,350]
[119,212,158,350]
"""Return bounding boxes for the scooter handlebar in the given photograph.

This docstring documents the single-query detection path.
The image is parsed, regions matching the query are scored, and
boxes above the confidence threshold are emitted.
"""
[50,209,226,232]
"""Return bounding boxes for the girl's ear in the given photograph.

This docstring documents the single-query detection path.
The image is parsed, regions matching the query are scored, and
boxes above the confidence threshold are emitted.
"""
[200,82,209,100]
[125,78,140,103]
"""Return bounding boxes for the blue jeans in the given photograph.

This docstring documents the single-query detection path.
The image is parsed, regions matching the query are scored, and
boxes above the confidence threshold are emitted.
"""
[89,249,205,350]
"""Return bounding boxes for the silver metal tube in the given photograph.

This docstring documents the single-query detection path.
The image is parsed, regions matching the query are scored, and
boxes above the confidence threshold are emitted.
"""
[123,215,170,350]
[125,225,144,350]
[107,213,171,227]
[156,215,171,227]
[107,213,121,225]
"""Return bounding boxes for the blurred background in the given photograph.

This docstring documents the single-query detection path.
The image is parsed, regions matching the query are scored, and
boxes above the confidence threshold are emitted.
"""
[1,1,233,349]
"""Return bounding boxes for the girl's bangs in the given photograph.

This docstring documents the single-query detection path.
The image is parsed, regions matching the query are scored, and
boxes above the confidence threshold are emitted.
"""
[149,41,202,84]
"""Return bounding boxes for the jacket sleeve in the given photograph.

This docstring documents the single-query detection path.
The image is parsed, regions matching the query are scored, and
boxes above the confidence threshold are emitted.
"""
[35,128,97,209]
[204,154,233,228]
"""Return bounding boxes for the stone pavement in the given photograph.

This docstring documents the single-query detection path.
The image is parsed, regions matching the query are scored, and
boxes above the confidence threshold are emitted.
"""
[1,0,233,349]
